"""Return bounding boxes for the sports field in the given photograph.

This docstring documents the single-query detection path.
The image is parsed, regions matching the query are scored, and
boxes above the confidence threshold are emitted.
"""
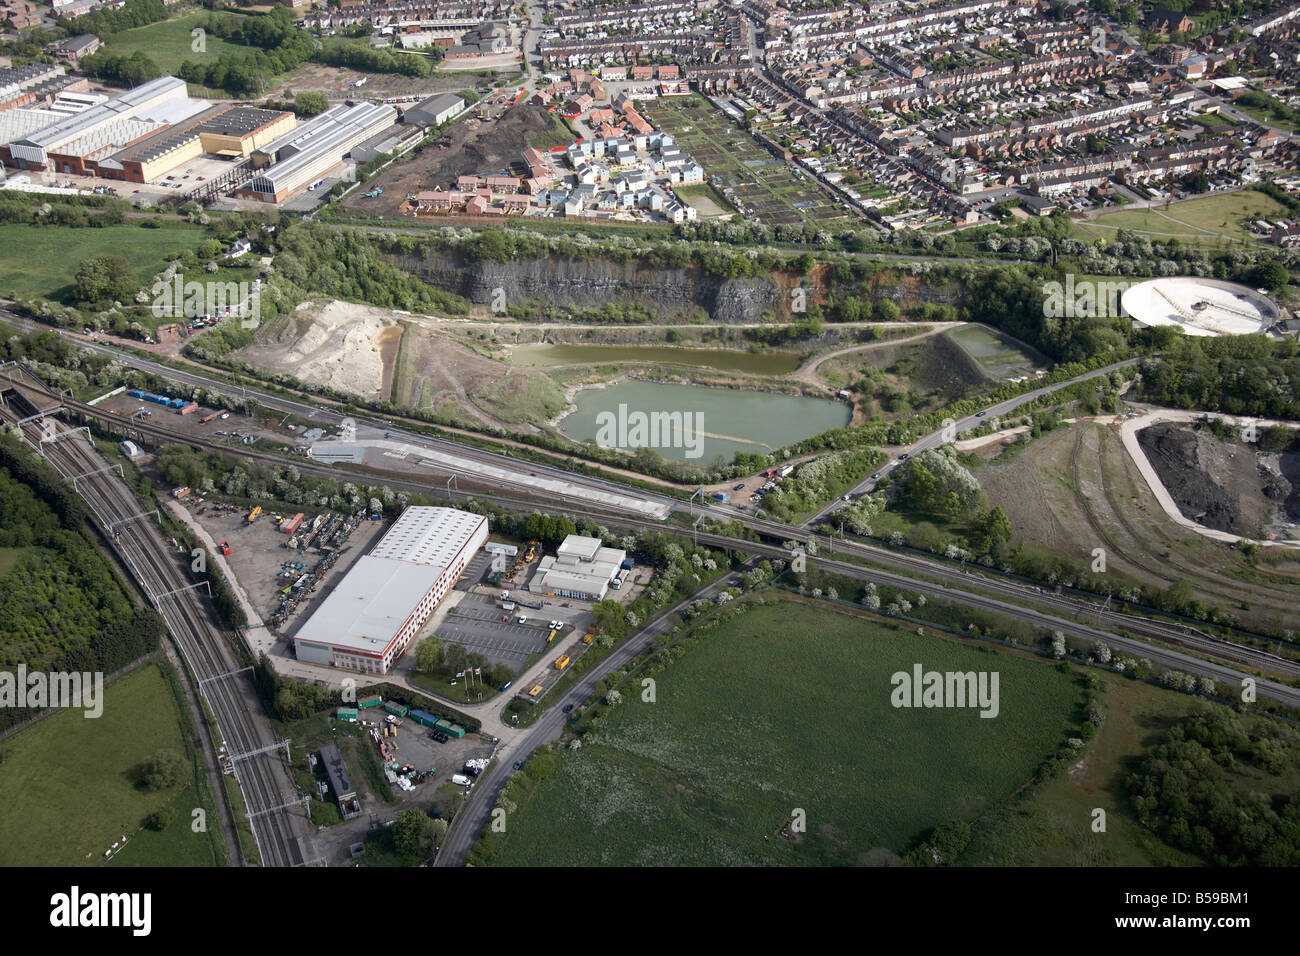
[481,599,1079,866]
[0,664,217,866]
[1075,190,1285,245]
[101,13,248,75]
[646,100,845,229]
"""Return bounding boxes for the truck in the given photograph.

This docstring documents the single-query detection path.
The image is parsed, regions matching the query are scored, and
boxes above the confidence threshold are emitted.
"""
[247,505,262,524]
[172,487,191,499]
[199,411,221,423]
[554,655,570,670]
[502,601,517,612]
[777,464,795,478]
[545,628,559,644]
[218,541,231,555]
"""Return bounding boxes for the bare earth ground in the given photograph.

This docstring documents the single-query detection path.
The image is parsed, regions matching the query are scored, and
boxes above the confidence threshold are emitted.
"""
[1137,422,1299,539]
[979,422,1300,634]
[340,102,562,218]
[275,62,493,100]
[390,319,515,427]
[235,300,401,400]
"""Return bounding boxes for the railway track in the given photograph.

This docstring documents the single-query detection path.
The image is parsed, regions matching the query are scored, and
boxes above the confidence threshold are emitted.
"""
[6,362,1295,699]
[35,371,1298,692]
[0,398,311,866]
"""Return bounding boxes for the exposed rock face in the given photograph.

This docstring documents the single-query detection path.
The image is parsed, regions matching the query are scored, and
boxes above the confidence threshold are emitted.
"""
[396,251,784,323]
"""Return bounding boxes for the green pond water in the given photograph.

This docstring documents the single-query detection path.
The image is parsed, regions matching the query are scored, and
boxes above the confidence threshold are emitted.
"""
[509,343,802,375]
[557,380,850,465]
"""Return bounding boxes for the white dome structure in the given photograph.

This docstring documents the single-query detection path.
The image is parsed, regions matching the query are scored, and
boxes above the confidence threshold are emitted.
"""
[1120,277,1280,337]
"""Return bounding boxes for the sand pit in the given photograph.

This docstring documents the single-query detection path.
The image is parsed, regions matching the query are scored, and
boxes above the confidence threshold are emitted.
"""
[236,300,402,399]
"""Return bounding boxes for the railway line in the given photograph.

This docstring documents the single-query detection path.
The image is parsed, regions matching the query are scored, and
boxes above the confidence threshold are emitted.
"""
[17,364,1296,698]
[0,389,311,867]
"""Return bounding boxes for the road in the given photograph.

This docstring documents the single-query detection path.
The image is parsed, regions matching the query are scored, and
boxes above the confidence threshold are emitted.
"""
[435,563,745,865]
[801,358,1139,526]
[0,377,313,867]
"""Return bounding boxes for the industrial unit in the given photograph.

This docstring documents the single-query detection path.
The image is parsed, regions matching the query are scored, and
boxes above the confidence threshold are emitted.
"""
[0,75,294,183]
[100,105,295,183]
[317,742,361,819]
[293,506,488,675]
[237,101,397,203]
[4,75,192,174]
[527,534,627,601]
[403,92,465,128]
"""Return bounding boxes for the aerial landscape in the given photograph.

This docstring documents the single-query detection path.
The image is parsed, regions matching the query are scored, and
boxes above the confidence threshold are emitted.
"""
[0,0,1297,931]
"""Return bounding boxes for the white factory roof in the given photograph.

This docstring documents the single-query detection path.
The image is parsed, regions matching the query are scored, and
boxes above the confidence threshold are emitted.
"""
[295,557,444,655]
[370,505,487,566]
[14,75,185,152]
[0,108,63,147]
[556,534,602,561]
[294,506,486,654]
[531,567,610,598]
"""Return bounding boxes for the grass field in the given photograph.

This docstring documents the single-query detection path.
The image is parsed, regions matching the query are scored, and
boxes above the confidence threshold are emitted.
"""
[960,672,1202,866]
[0,223,209,302]
[1075,190,1285,245]
[977,423,1300,635]
[483,599,1080,866]
[102,13,249,76]
[0,664,214,866]
[0,545,34,578]
[647,100,844,229]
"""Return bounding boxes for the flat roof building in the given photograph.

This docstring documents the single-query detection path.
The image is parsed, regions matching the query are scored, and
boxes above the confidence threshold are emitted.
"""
[318,742,361,818]
[405,92,465,127]
[238,101,396,202]
[528,534,626,602]
[293,506,488,674]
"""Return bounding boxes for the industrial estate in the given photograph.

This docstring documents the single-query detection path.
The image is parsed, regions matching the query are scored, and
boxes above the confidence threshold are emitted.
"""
[0,0,1299,915]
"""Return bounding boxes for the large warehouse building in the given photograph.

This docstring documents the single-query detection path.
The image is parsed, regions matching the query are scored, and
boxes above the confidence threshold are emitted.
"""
[237,101,397,203]
[0,74,295,183]
[4,75,191,173]
[293,506,488,675]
